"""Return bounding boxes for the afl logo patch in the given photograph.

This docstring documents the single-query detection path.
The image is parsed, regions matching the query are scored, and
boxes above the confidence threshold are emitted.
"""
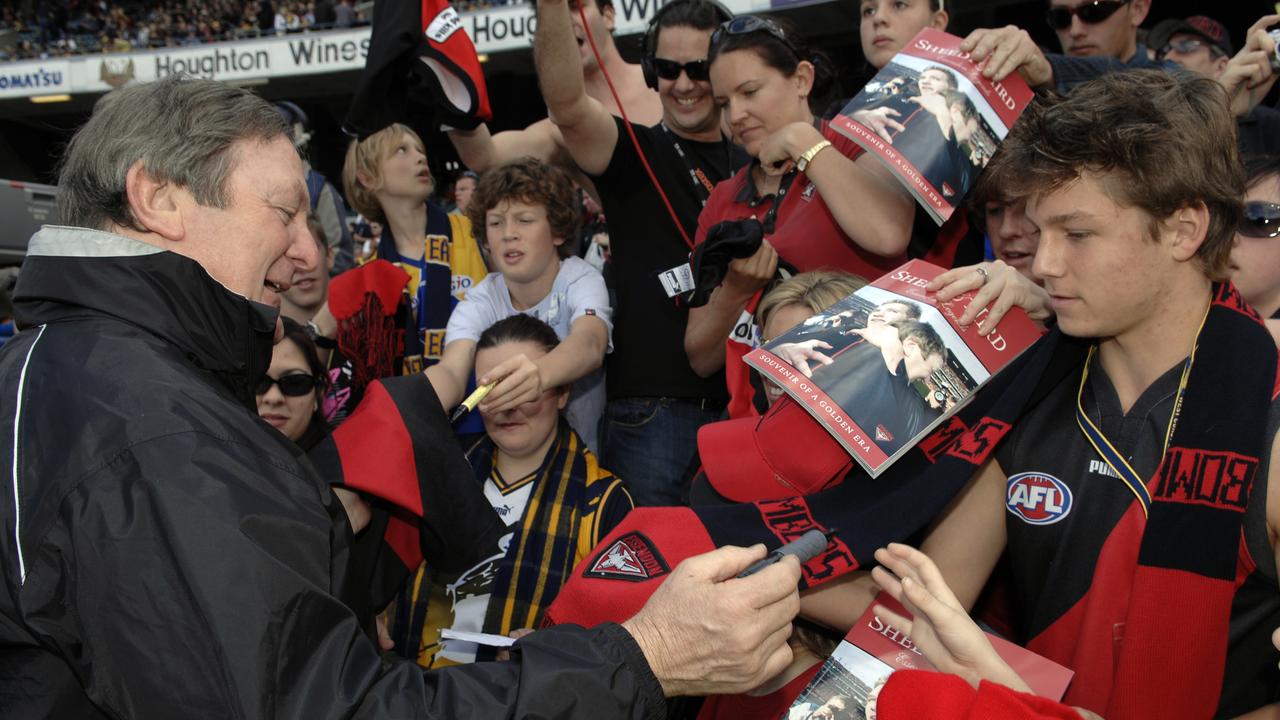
[1006,472,1072,525]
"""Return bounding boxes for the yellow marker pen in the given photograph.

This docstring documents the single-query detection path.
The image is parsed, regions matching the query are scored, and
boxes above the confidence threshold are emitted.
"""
[450,381,497,423]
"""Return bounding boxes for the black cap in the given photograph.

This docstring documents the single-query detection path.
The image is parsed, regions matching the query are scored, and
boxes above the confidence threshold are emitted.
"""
[1149,15,1233,57]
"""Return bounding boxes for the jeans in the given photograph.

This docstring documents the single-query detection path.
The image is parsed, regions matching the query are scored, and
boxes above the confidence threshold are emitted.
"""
[600,397,725,507]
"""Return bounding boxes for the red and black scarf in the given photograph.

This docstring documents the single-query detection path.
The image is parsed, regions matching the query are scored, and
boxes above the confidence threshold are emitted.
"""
[310,374,507,595]
[545,283,1277,718]
[343,0,492,138]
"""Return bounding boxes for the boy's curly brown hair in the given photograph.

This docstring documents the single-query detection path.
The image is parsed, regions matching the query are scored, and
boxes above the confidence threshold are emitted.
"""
[466,158,581,259]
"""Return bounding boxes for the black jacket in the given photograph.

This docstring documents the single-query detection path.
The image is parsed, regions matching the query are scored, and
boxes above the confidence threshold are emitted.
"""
[0,226,665,719]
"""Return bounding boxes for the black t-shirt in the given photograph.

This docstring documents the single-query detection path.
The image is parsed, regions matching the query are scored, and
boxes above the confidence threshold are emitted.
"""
[591,118,748,401]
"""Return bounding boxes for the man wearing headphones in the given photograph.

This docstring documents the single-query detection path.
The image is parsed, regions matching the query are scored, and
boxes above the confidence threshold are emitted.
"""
[532,0,748,506]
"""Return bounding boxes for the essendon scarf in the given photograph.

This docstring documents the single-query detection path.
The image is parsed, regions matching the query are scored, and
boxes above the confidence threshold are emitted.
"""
[545,283,1276,718]
[309,374,506,583]
[327,259,409,391]
[343,0,492,138]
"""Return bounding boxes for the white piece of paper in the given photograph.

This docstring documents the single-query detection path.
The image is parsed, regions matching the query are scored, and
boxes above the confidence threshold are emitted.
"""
[439,628,516,648]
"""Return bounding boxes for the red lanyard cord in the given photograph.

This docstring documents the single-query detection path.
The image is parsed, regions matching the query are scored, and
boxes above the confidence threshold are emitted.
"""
[576,3,696,250]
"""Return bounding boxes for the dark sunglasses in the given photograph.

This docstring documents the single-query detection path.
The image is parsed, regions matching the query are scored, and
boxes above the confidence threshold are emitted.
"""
[1045,0,1131,31]
[1239,201,1280,238]
[651,57,710,83]
[710,16,800,58]
[255,373,318,397]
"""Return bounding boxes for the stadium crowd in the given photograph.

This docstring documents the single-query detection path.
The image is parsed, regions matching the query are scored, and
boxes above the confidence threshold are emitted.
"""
[0,0,371,60]
[3,0,1280,718]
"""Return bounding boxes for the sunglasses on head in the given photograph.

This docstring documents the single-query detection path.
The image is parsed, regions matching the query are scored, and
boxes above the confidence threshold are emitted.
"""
[710,15,800,57]
[1045,0,1131,31]
[1239,201,1280,238]
[255,373,318,397]
[651,57,711,83]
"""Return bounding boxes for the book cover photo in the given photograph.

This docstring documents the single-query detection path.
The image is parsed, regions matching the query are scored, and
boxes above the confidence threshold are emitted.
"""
[783,594,1074,720]
[745,259,1042,477]
[829,28,1034,224]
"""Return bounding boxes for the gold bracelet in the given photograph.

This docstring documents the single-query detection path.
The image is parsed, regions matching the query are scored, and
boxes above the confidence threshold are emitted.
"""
[796,140,833,173]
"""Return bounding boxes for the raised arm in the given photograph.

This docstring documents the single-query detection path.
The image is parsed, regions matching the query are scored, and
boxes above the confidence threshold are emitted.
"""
[480,313,609,413]
[448,121,603,203]
[758,123,914,257]
[1218,15,1280,117]
[533,0,622,175]
[447,120,566,174]
[424,338,478,411]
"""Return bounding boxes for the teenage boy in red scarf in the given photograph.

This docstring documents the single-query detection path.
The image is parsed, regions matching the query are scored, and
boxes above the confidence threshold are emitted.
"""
[545,69,1280,719]
[862,69,1280,718]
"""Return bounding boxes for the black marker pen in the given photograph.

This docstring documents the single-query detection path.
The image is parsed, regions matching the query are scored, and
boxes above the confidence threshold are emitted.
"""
[736,528,835,579]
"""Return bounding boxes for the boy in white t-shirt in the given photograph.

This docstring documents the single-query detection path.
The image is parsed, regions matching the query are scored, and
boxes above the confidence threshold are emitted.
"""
[426,158,612,452]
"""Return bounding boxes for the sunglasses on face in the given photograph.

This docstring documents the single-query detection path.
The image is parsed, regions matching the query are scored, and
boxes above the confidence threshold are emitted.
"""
[651,57,711,83]
[1045,0,1131,31]
[1239,201,1280,238]
[710,15,801,58]
[255,373,318,397]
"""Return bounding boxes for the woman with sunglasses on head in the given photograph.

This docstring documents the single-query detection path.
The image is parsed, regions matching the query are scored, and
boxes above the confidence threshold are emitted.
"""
[684,15,915,418]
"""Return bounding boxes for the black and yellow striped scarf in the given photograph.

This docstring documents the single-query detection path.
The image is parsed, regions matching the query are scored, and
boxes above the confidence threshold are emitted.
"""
[390,419,626,664]
[474,420,620,640]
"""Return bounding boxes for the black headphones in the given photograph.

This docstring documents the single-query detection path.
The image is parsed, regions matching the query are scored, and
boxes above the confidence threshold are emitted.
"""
[640,0,734,90]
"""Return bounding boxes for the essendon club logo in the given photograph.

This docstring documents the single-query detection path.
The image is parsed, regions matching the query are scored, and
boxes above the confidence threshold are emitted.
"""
[584,532,670,582]
[875,425,894,443]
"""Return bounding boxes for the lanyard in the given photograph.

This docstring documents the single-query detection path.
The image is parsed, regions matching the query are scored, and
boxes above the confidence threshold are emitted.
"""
[1074,330,1200,518]
[749,168,798,235]
[660,123,727,206]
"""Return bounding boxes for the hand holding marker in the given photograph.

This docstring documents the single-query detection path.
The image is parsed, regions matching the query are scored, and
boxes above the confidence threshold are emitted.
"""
[450,381,497,423]
[737,528,836,579]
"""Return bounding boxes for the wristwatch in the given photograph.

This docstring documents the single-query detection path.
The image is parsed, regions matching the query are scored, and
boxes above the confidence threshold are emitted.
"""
[795,140,833,173]
[305,319,337,350]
